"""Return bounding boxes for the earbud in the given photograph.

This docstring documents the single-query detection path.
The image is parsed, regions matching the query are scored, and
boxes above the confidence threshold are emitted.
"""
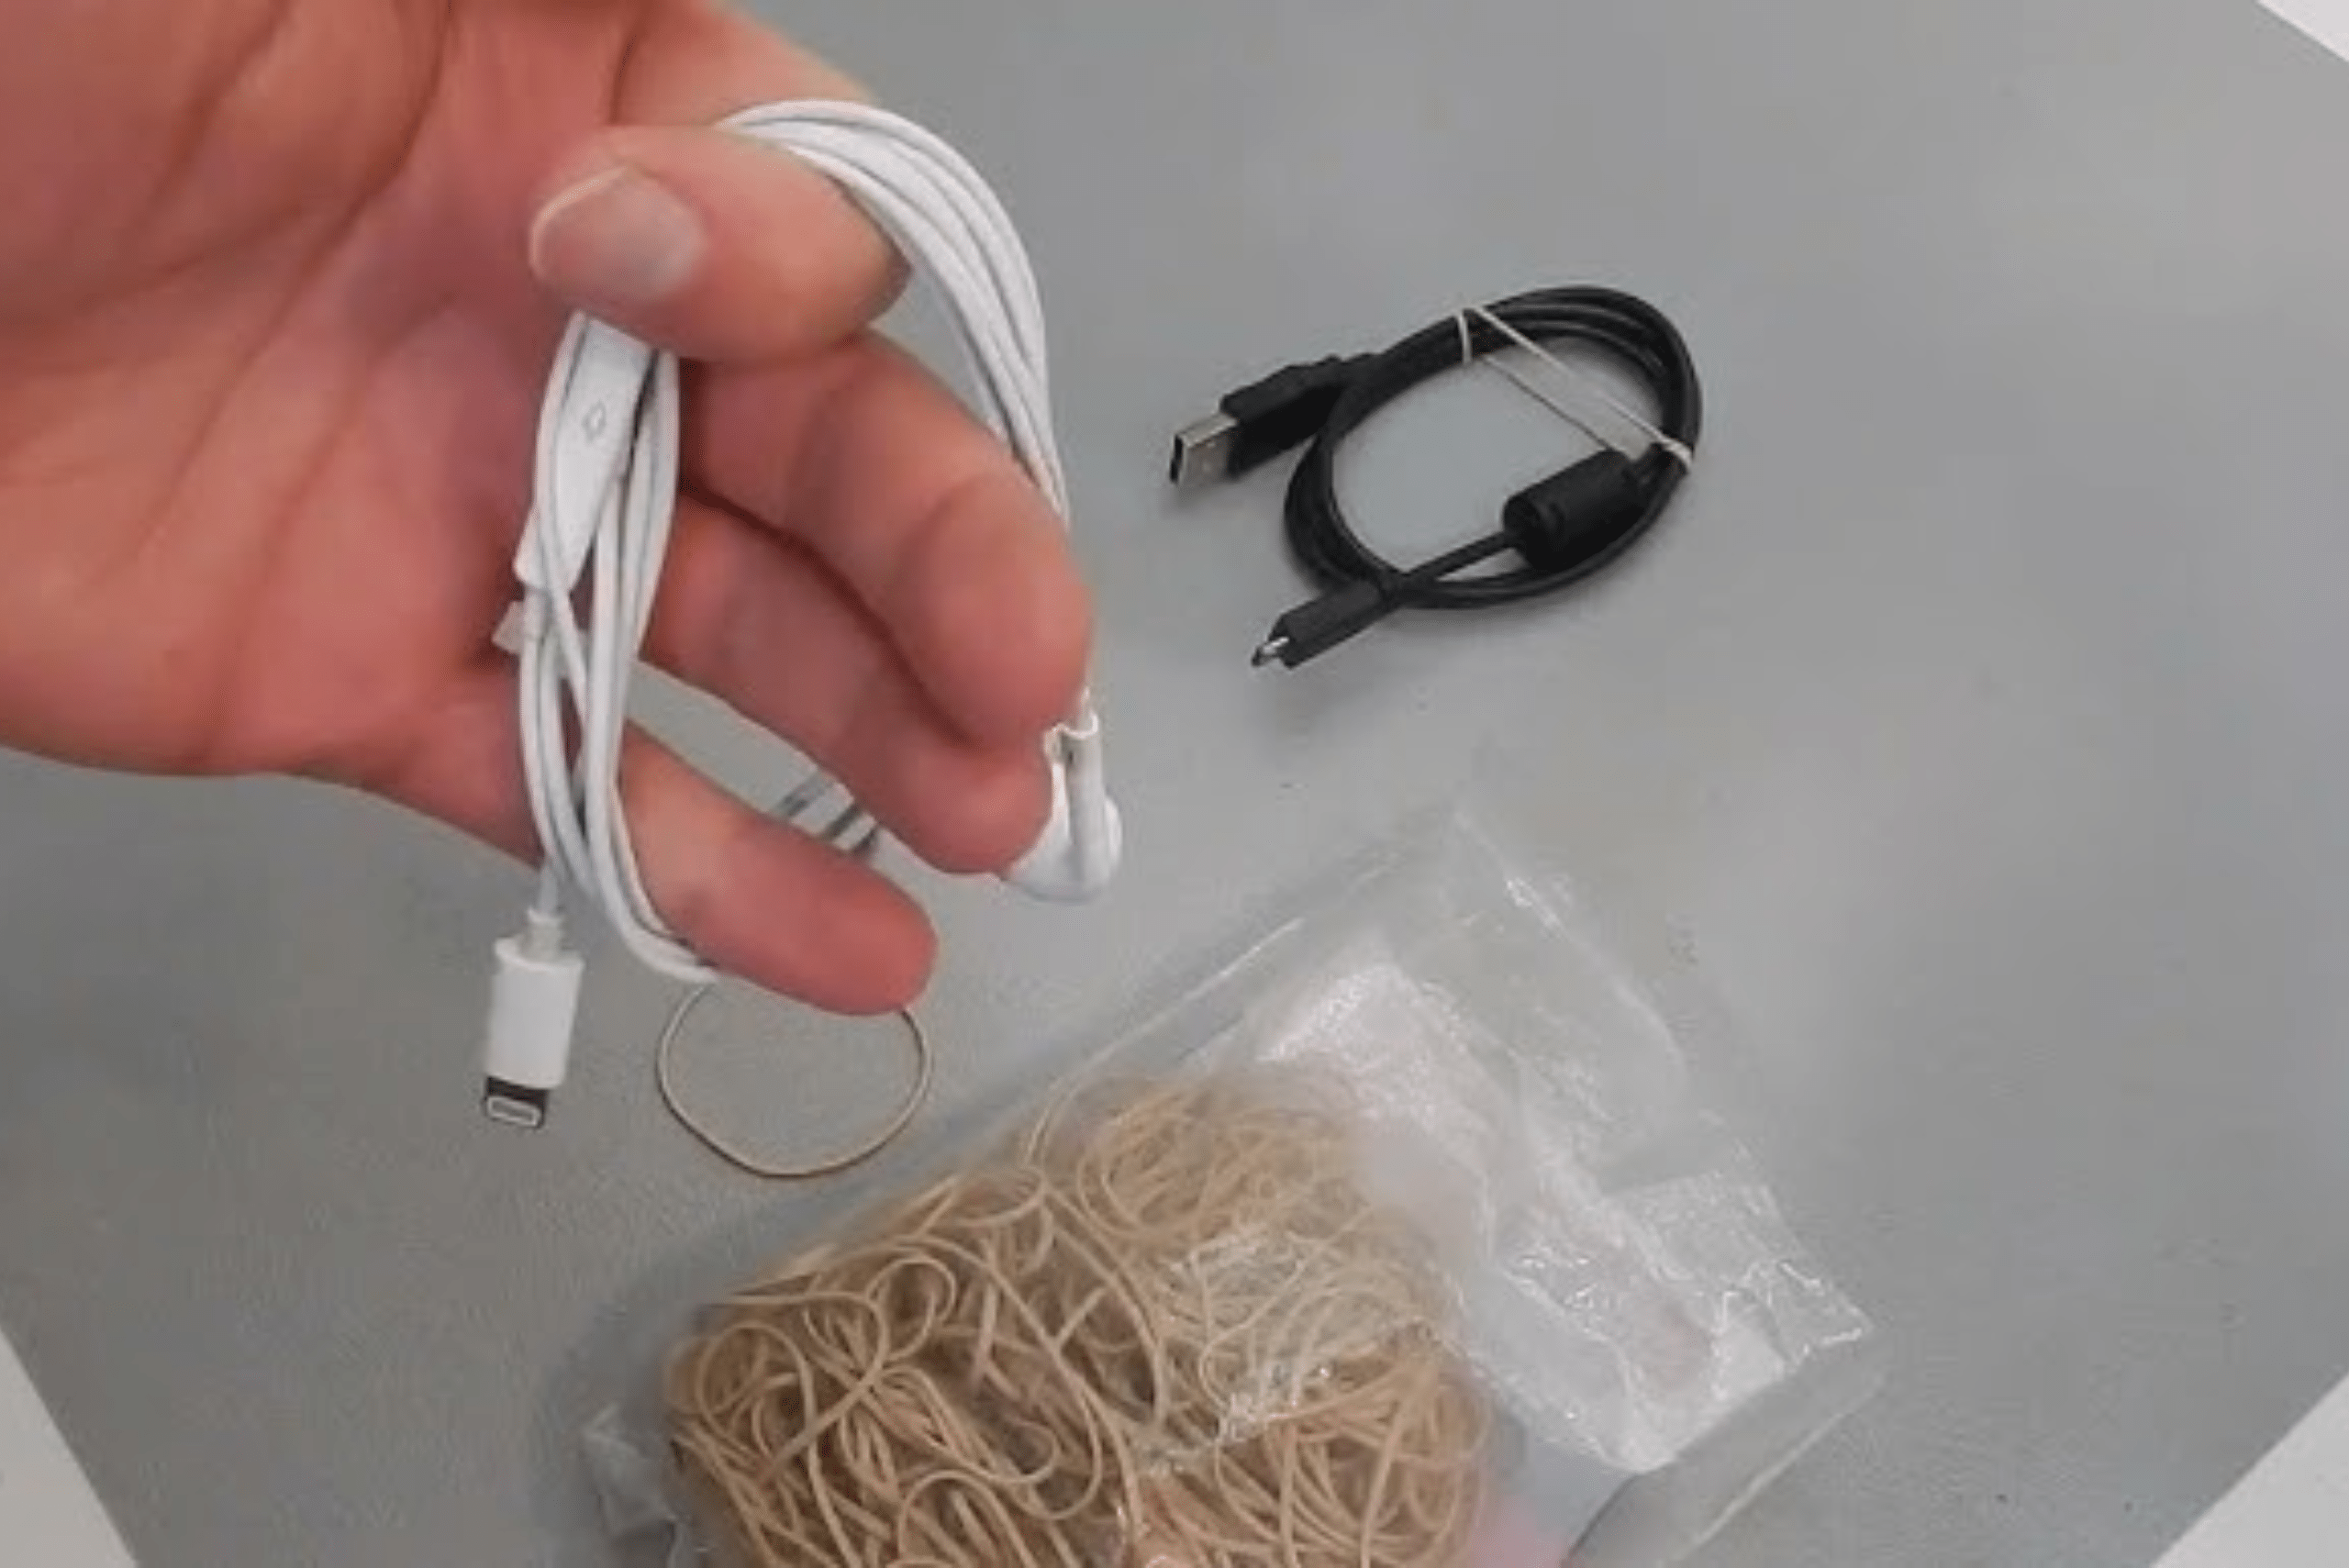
[1005,710,1121,903]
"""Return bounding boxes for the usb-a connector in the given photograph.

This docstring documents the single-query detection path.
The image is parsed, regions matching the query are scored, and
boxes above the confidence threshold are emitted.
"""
[1167,411,1240,487]
[1166,354,1372,489]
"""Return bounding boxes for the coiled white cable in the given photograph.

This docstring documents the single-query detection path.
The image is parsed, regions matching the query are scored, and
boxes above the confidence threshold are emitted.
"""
[479,101,1119,1132]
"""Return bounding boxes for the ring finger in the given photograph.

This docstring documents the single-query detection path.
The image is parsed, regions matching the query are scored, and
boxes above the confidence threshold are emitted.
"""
[642,492,1054,875]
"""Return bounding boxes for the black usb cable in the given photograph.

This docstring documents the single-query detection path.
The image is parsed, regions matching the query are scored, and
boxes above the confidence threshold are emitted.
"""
[1169,285,1703,669]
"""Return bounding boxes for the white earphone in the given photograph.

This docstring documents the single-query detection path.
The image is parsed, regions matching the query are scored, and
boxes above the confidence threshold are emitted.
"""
[1005,704,1121,902]
[479,100,1119,1129]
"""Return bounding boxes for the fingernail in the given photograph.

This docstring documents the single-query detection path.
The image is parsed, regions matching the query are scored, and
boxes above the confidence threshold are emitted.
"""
[529,163,706,307]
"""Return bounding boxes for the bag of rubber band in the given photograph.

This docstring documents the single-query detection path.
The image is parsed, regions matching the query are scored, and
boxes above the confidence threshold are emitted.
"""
[582,785,1881,1567]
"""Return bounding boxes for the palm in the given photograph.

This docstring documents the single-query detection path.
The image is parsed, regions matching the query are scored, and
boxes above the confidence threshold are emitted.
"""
[0,1,1091,1010]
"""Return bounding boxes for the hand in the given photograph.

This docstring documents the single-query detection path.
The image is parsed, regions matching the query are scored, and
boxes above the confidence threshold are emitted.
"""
[0,1,1091,1013]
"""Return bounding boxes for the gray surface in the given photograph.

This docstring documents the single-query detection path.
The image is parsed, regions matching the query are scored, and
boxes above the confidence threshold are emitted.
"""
[4,2,2348,1564]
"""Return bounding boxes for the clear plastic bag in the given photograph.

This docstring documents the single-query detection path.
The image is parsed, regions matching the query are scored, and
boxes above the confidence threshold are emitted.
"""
[584,783,1881,1567]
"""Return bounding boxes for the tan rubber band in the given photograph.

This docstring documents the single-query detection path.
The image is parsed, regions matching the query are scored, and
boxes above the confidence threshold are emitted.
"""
[655,984,934,1182]
[662,1068,1492,1566]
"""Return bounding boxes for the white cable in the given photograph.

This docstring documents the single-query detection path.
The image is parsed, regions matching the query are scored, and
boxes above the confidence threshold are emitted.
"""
[479,100,1120,1131]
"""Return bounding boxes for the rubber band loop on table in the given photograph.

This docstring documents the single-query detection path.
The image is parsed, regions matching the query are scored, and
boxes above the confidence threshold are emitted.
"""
[655,984,935,1181]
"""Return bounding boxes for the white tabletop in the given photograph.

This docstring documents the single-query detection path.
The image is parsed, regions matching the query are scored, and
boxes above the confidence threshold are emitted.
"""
[2154,1370,2349,1563]
[0,1325,132,1568]
[2264,0,2349,59]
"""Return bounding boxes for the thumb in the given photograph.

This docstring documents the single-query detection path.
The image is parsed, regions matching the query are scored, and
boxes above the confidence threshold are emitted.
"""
[527,123,906,363]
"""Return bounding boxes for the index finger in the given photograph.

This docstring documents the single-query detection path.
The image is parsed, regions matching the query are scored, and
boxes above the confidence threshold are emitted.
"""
[682,336,1092,748]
